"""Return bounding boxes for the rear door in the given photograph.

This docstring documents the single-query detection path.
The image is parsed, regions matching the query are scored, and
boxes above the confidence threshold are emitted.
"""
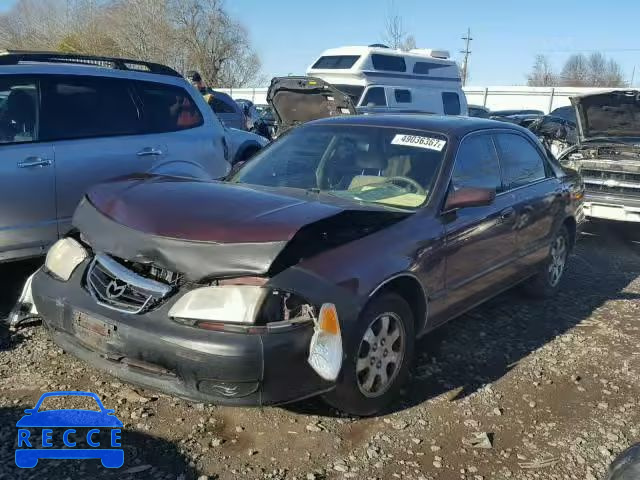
[134,79,228,179]
[441,132,518,318]
[0,75,57,260]
[40,74,161,235]
[494,132,560,268]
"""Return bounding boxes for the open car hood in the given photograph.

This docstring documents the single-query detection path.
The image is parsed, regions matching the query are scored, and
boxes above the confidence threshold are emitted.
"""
[74,175,408,281]
[572,90,640,142]
[266,76,357,132]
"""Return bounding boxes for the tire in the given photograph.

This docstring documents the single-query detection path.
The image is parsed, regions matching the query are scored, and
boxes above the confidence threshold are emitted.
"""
[323,293,415,416]
[524,225,570,298]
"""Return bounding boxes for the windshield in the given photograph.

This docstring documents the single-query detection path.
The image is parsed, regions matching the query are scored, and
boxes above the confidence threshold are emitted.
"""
[333,84,365,105]
[231,124,447,209]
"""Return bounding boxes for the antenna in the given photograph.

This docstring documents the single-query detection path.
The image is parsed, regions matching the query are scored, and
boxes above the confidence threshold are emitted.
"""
[460,27,472,86]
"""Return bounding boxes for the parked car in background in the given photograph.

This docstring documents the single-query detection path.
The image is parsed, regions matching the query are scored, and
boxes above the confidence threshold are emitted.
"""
[468,104,491,118]
[267,76,357,136]
[528,111,577,157]
[556,90,640,223]
[209,90,247,130]
[30,114,583,415]
[491,109,545,118]
[255,104,276,139]
[0,50,266,264]
[236,98,272,139]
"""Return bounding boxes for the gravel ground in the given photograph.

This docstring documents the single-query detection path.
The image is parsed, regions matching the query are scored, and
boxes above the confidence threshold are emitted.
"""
[0,222,638,480]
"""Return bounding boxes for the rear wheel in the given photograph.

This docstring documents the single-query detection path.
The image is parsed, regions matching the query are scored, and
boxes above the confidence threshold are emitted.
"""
[524,225,570,298]
[323,293,415,416]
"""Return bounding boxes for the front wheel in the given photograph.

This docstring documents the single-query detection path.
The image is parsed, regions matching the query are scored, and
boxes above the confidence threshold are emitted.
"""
[524,225,570,298]
[323,293,415,416]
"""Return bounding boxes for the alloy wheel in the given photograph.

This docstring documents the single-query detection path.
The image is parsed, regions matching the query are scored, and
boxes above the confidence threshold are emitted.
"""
[356,312,406,398]
[548,234,568,287]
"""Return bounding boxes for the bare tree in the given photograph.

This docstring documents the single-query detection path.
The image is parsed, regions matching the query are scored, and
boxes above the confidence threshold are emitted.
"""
[527,54,557,86]
[0,0,263,87]
[382,0,415,51]
[559,52,626,87]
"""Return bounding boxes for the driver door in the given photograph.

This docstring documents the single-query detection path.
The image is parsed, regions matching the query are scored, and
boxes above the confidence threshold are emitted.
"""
[440,133,519,319]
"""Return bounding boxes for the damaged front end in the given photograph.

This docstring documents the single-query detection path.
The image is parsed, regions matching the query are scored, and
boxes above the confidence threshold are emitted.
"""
[559,143,640,222]
[28,178,405,404]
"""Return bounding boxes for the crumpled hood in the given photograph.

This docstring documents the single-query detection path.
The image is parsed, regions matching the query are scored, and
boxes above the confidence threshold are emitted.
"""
[572,90,640,141]
[75,176,407,280]
[267,76,357,132]
[84,175,345,243]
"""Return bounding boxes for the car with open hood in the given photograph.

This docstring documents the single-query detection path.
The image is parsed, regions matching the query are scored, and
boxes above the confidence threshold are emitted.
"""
[267,76,357,137]
[28,114,583,415]
[556,90,640,222]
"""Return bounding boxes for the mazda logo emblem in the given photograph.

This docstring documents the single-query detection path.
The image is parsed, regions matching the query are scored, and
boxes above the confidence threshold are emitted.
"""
[105,280,127,299]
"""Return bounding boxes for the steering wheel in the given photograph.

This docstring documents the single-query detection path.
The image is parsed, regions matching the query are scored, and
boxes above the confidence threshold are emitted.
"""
[382,176,426,195]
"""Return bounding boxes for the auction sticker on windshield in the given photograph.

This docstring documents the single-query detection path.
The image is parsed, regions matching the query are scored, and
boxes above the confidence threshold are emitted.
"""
[391,134,446,151]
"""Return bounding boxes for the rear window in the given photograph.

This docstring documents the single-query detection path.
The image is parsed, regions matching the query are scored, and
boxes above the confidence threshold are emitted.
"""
[209,94,237,114]
[371,54,406,72]
[136,81,203,133]
[312,55,360,69]
[395,89,412,103]
[442,92,461,115]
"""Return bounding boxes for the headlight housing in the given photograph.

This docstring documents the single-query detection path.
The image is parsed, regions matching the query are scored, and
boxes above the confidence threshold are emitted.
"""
[169,285,266,324]
[44,238,88,281]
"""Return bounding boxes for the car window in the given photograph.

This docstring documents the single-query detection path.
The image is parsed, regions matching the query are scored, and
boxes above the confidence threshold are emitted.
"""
[41,76,140,141]
[0,77,38,144]
[442,92,461,115]
[361,87,387,107]
[136,81,203,133]
[495,133,547,189]
[395,89,411,103]
[210,94,237,114]
[371,54,406,72]
[233,125,447,209]
[452,135,502,191]
[312,55,360,69]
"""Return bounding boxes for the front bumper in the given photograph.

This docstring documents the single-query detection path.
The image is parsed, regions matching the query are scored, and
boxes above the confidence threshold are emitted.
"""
[31,263,336,406]
[584,193,640,222]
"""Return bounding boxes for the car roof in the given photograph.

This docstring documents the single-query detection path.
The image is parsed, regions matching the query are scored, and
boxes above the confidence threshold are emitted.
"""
[305,114,524,137]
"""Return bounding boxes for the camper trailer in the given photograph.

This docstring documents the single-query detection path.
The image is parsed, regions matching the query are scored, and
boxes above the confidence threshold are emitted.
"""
[307,45,467,116]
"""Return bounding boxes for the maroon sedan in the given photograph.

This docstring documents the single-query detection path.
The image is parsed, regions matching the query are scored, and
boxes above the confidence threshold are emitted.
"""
[31,115,585,415]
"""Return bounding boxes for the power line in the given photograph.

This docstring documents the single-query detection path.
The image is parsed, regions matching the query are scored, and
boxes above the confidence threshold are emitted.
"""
[460,27,472,86]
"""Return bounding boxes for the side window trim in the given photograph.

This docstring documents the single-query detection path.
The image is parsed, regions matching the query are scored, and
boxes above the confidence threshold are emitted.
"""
[493,132,551,195]
[0,74,41,146]
[442,130,502,212]
[39,74,141,142]
[132,79,205,134]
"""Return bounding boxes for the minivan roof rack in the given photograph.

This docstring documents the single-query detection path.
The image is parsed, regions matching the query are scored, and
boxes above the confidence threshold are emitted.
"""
[0,50,182,77]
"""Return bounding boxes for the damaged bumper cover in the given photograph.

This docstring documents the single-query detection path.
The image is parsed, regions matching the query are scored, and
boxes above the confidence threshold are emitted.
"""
[31,258,360,406]
[583,193,640,222]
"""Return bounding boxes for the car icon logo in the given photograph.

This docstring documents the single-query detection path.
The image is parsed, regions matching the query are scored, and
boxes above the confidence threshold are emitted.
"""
[15,391,124,469]
[105,280,127,299]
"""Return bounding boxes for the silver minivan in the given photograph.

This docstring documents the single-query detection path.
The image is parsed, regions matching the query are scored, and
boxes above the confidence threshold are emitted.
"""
[0,51,266,263]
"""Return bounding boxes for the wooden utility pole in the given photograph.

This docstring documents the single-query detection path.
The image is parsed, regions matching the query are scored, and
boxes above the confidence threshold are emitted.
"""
[460,27,472,86]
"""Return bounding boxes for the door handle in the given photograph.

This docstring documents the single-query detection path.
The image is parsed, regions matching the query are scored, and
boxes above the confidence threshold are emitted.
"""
[499,207,516,222]
[137,147,163,157]
[17,157,52,168]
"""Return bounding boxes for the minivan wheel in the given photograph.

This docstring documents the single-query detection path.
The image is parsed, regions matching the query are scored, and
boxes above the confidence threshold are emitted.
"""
[323,293,415,416]
[524,225,570,298]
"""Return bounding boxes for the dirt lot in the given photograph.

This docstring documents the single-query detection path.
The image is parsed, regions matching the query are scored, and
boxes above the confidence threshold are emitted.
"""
[0,222,638,480]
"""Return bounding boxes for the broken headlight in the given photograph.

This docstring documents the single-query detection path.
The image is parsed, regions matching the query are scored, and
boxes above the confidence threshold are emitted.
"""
[169,285,267,324]
[44,238,88,281]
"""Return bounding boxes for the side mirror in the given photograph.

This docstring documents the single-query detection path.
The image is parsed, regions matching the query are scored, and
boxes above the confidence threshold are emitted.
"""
[445,187,496,211]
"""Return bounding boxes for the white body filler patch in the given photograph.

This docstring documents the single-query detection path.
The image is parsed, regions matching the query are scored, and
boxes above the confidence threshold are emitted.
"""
[391,134,446,151]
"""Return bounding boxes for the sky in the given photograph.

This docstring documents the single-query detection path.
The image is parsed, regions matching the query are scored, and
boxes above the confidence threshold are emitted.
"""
[2,0,639,86]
